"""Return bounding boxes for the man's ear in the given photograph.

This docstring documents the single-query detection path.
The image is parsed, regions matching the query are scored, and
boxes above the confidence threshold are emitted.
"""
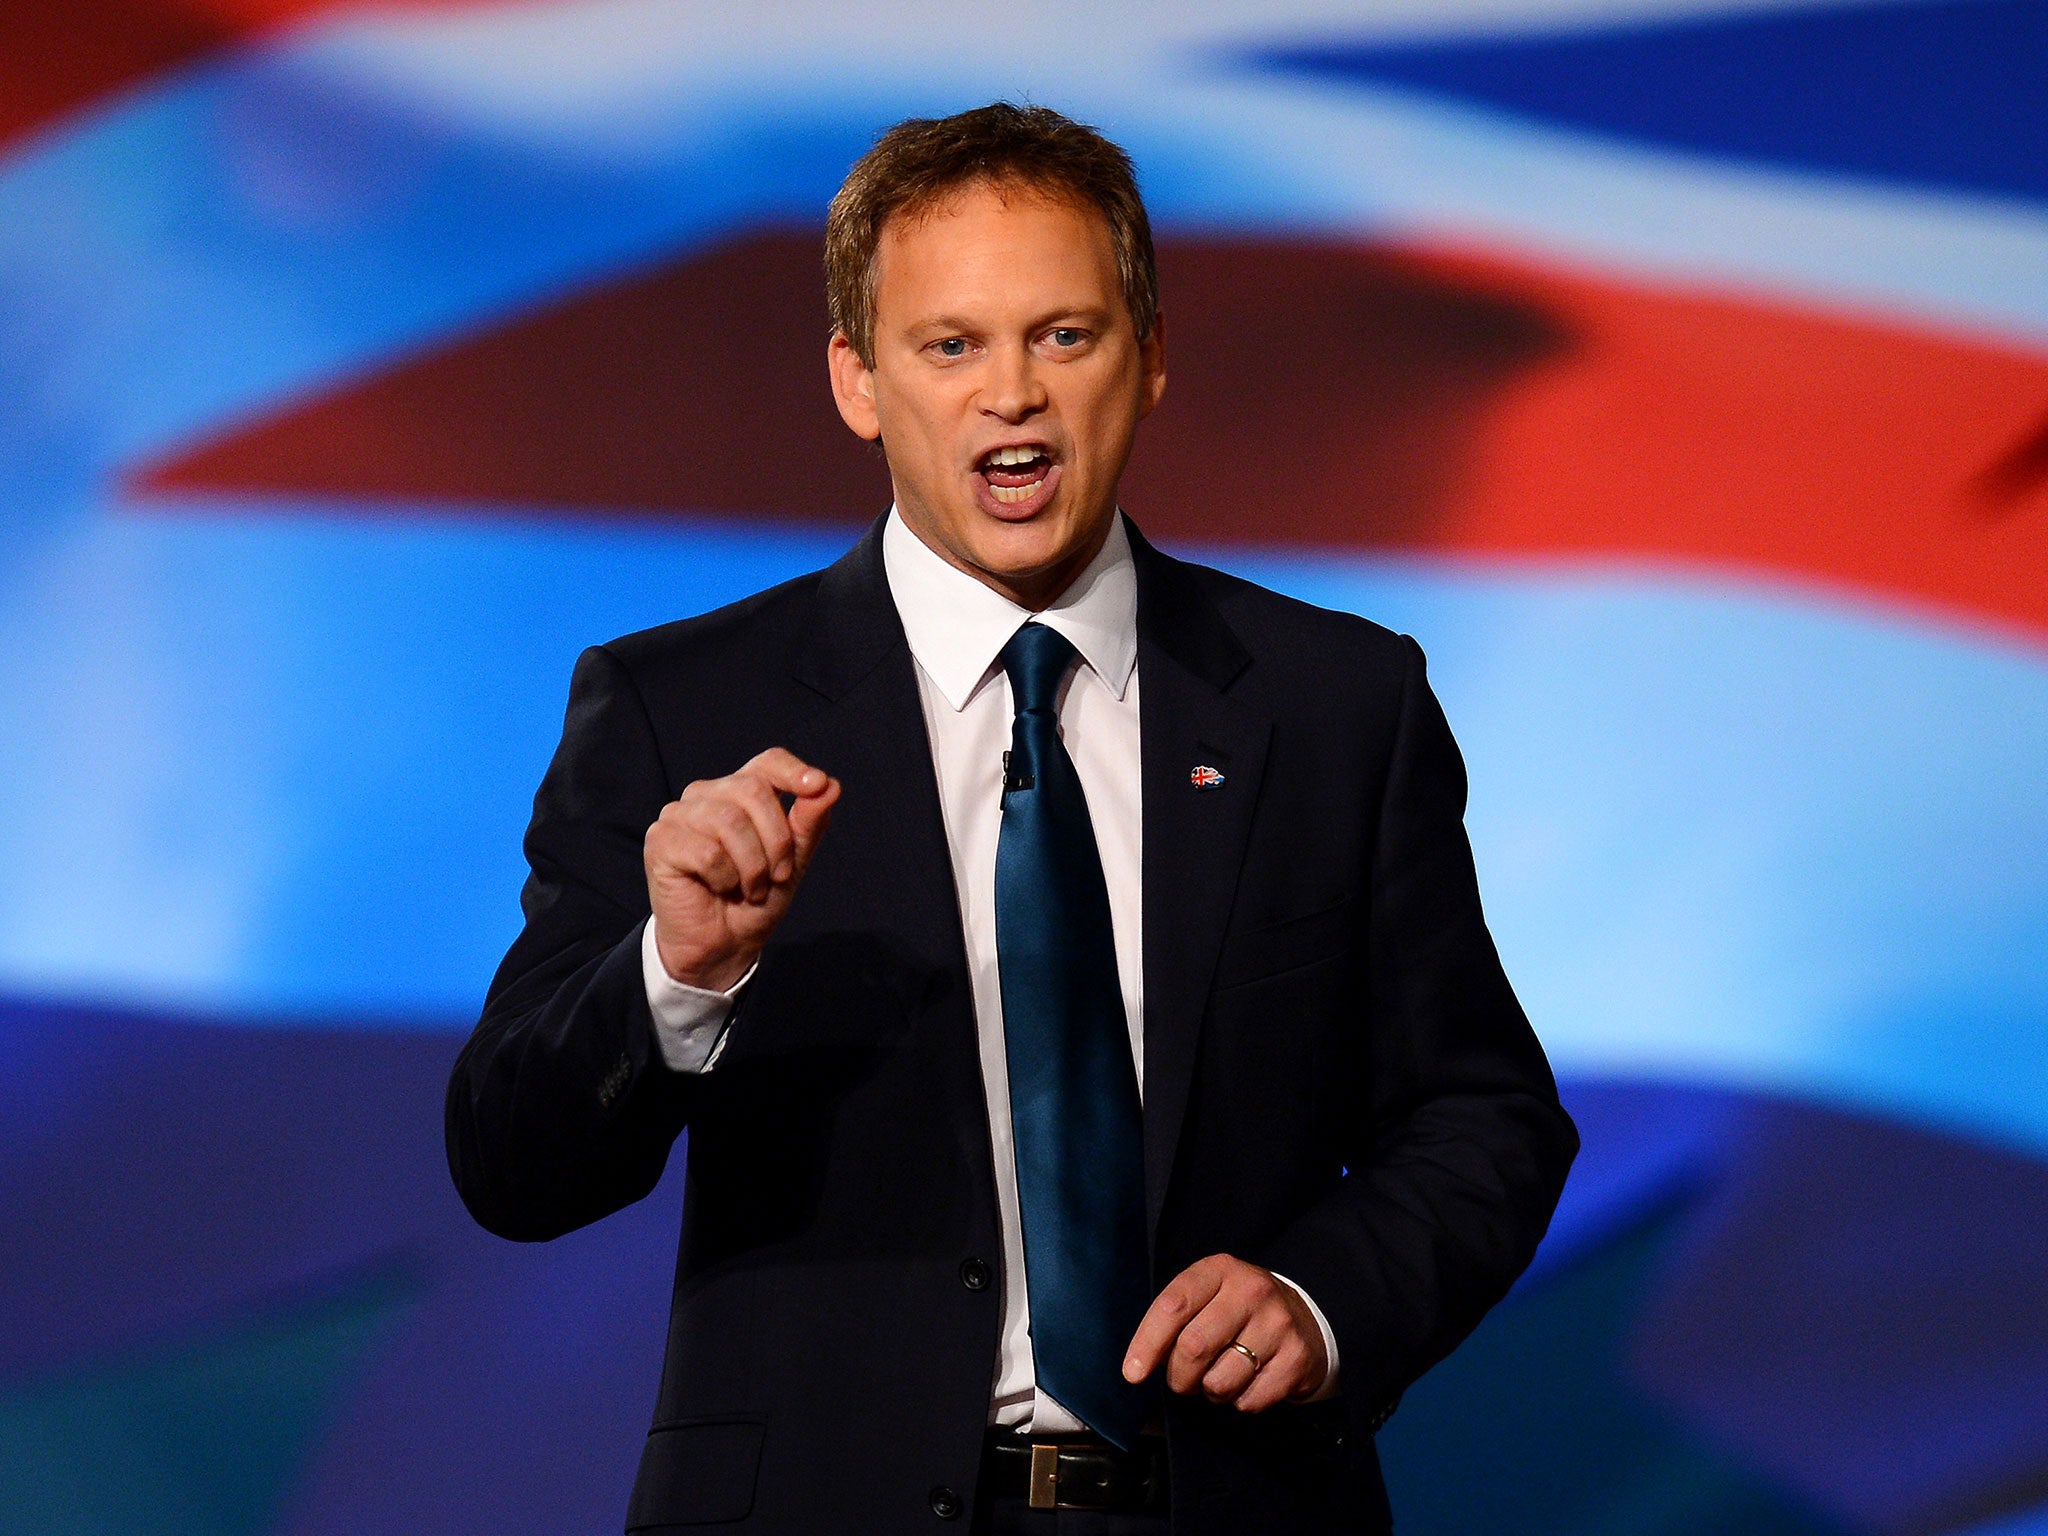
[1138,308,1167,419]
[828,332,882,441]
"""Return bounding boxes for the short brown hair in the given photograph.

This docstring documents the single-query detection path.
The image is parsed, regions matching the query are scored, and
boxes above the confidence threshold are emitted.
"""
[824,102,1158,366]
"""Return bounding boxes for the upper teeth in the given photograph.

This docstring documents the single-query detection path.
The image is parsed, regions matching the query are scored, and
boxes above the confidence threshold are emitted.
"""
[988,445,1040,466]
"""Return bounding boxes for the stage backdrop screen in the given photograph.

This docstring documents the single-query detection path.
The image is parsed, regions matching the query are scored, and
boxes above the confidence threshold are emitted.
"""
[1,3,2044,1533]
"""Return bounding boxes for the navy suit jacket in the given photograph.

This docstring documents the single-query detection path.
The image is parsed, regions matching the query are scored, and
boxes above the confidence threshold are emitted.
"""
[446,514,1577,1534]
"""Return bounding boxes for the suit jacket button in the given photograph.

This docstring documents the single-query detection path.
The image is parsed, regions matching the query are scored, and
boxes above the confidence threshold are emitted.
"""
[929,1485,962,1520]
[959,1258,992,1292]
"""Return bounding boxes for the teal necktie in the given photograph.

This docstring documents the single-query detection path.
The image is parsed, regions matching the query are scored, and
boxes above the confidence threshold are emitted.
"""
[994,622,1152,1449]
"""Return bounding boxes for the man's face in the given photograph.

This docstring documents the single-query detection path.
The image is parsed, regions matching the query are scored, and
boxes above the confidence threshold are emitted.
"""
[828,180,1166,609]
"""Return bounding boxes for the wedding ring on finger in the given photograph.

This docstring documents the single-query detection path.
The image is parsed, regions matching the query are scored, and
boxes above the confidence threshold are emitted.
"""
[1228,1340,1262,1373]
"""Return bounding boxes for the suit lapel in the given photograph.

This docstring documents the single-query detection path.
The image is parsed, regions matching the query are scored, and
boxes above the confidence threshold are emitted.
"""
[1130,524,1272,1237]
[786,515,973,984]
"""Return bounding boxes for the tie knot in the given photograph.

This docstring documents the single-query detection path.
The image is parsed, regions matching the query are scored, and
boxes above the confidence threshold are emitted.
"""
[1000,623,1079,716]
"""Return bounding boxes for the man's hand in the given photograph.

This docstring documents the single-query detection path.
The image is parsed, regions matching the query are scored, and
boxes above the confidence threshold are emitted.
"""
[644,748,840,992]
[1122,1255,1330,1413]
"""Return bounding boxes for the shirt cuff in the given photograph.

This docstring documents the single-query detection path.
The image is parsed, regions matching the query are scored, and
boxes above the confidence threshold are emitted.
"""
[1270,1270,1341,1402]
[640,919,750,1073]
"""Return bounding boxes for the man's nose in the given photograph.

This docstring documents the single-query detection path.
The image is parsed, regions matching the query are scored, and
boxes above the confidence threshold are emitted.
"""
[981,342,1048,421]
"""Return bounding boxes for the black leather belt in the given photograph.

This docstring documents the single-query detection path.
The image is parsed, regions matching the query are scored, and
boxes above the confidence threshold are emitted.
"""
[981,1430,1169,1513]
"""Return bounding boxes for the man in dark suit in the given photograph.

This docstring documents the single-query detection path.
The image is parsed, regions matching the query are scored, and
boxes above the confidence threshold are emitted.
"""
[447,103,1576,1534]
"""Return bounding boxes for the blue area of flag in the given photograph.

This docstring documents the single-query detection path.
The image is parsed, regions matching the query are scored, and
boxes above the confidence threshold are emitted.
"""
[1248,0,2048,208]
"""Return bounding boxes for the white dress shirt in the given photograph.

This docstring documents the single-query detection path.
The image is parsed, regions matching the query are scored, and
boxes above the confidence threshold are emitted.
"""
[641,508,1337,1429]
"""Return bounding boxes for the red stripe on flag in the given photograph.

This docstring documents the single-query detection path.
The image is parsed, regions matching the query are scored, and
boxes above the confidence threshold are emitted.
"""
[131,229,2048,643]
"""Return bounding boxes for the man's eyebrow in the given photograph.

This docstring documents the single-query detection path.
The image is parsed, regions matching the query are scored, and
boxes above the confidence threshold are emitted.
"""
[905,304,1117,336]
[1025,303,1117,328]
[906,314,983,337]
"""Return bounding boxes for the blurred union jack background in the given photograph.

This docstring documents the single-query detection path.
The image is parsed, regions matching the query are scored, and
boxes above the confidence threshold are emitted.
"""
[0,1,2044,1531]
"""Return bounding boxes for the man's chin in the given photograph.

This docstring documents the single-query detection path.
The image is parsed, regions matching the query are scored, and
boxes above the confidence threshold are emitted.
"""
[967,506,1074,555]
[965,522,1116,605]
[896,491,1110,602]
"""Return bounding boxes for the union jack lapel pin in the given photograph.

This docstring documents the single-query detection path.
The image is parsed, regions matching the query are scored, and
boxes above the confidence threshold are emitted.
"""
[1189,764,1225,790]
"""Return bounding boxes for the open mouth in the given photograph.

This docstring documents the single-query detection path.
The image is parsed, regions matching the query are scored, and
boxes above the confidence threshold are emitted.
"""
[976,444,1054,505]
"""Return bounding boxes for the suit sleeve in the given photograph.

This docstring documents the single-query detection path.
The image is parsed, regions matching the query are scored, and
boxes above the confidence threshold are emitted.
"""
[1261,635,1578,1430]
[445,643,697,1242]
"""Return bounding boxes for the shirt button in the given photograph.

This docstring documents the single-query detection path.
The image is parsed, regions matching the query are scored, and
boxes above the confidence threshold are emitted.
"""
[959,1258,993,1292]
[929,1485,962,1520]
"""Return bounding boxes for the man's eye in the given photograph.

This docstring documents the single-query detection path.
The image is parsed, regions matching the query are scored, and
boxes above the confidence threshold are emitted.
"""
[934,338,968,358]
[1049,328,1083,348]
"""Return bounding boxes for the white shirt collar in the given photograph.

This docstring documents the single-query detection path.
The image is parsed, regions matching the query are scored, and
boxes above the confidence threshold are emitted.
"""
[881,505,1139,713]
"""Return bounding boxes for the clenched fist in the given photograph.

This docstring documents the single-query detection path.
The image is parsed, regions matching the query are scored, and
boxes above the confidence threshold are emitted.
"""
[644,747,840,992]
